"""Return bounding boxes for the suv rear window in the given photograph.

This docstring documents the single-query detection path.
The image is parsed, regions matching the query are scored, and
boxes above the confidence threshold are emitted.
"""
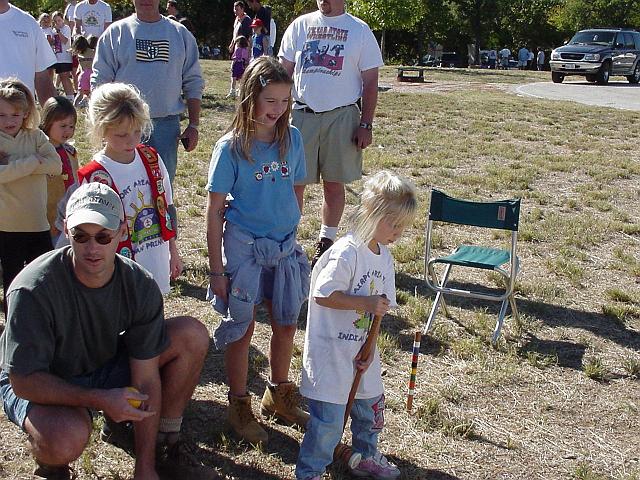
[570,31,615,46]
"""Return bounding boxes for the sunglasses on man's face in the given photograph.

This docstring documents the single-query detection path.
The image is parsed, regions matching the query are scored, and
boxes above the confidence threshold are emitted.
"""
[70,228,117,245]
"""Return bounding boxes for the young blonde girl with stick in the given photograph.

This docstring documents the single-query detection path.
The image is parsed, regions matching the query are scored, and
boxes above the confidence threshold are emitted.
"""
[0,78,60,303]
[77,82,181,294]
[206,56,310,445]
[296,170,417,480]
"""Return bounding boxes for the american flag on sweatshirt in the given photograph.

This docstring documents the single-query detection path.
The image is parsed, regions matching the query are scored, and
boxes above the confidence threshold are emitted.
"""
[135,39,169,62]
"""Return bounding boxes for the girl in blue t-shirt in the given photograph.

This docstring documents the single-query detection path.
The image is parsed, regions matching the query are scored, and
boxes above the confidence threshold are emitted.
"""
[250,18,268,61]
[206,56,310,445]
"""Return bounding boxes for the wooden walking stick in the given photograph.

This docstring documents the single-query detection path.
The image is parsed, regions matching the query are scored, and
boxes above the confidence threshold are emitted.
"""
[343,312,384,428]
[333,309,385,469]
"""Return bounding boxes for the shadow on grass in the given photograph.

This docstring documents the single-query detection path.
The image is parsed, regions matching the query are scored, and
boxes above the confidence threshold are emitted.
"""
[198,338,276,400]
[396,273,640,351]
[185,397,300,478]
[395,272,640,359]
[518,338,587,370]
[173,278,208,301]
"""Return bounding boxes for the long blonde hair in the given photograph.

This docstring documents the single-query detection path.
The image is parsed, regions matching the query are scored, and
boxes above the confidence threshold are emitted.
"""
[0,77,39,131]
[229,56,293,162]
[349,171,418,245]
[87,83,152,148]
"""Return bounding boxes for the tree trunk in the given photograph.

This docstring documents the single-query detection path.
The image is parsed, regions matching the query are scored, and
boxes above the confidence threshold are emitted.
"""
[381,29,386,60]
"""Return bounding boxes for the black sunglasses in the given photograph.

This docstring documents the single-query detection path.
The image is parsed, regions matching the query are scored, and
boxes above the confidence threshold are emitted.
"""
[70,228,117,245]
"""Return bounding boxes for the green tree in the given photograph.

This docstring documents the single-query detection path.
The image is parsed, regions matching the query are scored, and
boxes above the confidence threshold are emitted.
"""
[550,0,640,32]
[445,0,499,64]
[348,0,419,58]
[496,0,564,49]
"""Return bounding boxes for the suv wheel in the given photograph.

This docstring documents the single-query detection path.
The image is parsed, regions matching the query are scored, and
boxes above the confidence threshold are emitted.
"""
[627,62,640,84]
[596,61,611,84]
[551,71,564,83]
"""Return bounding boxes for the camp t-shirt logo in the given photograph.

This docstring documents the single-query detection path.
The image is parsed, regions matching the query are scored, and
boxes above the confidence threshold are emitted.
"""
[127,187,162,251]
[136,38,170,62]
[83,12,99,27]
[301,26,348,75]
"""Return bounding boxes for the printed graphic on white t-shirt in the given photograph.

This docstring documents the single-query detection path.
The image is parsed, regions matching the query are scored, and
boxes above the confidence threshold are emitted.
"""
[300,234,397,404]
[89,150,173,294]
[300,27,347,74]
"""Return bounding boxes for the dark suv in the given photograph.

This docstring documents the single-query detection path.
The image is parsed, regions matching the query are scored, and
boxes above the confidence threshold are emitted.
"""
[550,28,640,84]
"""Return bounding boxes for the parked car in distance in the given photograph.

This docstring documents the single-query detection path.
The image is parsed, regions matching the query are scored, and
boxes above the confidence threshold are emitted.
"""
[439,52,463,68]
[416,54,438,67]
[550,28,640,84]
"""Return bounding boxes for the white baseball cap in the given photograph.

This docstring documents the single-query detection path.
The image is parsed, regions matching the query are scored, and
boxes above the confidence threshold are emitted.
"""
[66,183,124,231]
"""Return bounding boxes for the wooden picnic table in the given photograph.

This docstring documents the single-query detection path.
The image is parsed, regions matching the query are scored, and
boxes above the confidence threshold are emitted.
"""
[397,66,426,83]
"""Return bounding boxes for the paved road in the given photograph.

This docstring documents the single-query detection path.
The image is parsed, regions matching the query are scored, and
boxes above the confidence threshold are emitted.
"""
[515,81,640,111]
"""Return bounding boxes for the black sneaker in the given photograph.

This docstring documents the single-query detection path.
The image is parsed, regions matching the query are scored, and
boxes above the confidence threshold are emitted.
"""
[101,417,135,455]
[33,462,73,479]
[156,439,209,477]
[311,237,334,269]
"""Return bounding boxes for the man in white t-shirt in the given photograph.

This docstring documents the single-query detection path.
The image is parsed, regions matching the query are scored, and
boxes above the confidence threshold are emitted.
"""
[63,0,77,30]
[279,0,383,267]
[74,0,112,37]
[0,0,56,102]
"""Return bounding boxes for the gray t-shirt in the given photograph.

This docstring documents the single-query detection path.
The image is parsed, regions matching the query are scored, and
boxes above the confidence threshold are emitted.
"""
[0,247,169,379]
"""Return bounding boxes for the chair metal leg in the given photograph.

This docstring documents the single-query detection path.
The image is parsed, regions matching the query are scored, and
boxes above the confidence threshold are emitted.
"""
[491,298,509,345]
[424,264,453,334]
[509,294,520,328]
[429,263,452,317]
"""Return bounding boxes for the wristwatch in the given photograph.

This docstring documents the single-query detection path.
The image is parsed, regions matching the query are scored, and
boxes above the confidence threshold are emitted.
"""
[359,122,373,131]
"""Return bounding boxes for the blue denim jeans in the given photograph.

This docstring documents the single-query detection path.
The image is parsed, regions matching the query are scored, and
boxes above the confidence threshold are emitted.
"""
[0,351,130,430]
[296,394,385,479]
[148,114,181,184]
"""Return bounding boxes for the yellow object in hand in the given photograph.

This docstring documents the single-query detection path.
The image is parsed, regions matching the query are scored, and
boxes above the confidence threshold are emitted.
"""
[126,386,142,409]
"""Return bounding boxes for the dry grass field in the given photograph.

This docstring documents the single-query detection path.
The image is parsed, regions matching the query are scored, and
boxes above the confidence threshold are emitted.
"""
[0,62,639,480]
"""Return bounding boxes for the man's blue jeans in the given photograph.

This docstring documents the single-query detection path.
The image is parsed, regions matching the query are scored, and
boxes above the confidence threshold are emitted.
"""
[148,114,181,184]
[296,394,385,479]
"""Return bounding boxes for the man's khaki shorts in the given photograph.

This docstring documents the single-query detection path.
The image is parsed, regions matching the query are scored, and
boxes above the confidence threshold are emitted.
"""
[292,105,363,185]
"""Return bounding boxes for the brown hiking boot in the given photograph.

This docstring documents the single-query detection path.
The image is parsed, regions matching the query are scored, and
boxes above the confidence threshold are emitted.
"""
[311,237,334,269]
[226,394,268,445]
[261,381,310,428]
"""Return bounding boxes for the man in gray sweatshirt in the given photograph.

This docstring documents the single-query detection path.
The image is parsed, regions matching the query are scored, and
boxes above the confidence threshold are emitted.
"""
[92,0,204,184]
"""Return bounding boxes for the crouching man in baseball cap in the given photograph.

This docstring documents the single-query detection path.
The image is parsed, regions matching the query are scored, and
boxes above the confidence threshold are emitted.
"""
[0,183,209,479]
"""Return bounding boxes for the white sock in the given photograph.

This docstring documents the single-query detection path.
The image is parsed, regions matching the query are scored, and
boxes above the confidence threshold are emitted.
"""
[319,225,338,241]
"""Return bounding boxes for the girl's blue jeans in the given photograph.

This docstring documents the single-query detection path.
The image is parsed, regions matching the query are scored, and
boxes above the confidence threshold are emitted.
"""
[296,394,385,479]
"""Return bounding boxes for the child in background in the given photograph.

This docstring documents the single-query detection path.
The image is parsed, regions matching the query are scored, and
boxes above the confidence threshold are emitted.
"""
[40,96,78,244]
[78,82,181,294]
[227,35,249,98]
[51,11,75,100]
[38,12,54,48]
[72,35,97,108]
[250,18,268,61]
[295,171,417,480]
[206,56,309,445]
[0,78,61,303]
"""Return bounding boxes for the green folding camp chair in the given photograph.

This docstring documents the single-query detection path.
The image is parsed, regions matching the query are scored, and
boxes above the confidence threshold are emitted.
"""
[424,189,521,344]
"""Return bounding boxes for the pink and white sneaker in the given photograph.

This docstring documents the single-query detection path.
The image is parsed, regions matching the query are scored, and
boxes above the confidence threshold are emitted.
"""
[350,451,400,479]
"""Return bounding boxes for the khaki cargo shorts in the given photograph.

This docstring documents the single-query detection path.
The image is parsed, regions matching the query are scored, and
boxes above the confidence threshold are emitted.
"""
[292,104,363,185]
